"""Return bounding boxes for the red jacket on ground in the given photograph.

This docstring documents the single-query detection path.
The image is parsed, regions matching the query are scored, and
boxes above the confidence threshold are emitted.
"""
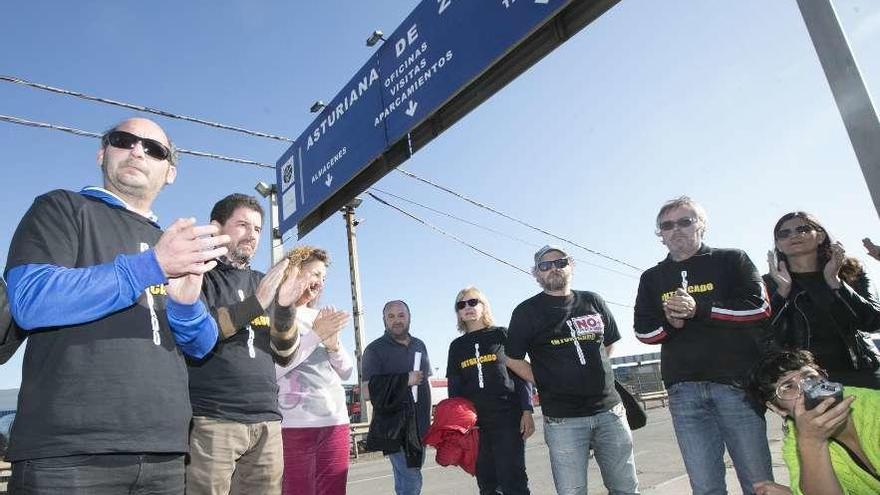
[422,397,479,476]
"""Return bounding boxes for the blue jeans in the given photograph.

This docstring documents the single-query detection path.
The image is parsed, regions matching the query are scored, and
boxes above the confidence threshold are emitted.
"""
[667,382,773,495]
[543,403,640,495]
[388,450,423,495]
[9,453,185,494]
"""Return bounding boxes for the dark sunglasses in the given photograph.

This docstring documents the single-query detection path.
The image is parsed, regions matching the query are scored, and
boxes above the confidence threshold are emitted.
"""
[455,298,480,310]
[776,224,816,240]
[658,217,697,231]
[536,257,570,272]
[104,130,171,161]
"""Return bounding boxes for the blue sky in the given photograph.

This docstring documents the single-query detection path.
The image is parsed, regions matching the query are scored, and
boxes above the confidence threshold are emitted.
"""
[1,1,879,389]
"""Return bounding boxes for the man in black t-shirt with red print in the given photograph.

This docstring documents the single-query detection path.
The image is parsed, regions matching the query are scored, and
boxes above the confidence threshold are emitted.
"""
[507,246,640,495]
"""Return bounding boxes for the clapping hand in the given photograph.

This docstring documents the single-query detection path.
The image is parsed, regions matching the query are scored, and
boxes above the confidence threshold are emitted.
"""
[256,258,290,309]
[276,265,310,308]
[313,306,349,352]
[167,273,204,304]
[154,218,229,277]
[767,250,792,299]
[863,238,880,262]
[823,242,846,290]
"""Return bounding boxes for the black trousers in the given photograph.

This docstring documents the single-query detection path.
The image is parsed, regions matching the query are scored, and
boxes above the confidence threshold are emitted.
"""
[9,453,185,494]
[475,406,530,495]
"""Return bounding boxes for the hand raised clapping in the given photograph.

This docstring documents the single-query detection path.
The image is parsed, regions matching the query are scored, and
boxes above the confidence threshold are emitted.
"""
[256,258,290,309]
[863,237,880,262]
[823,242,846,290]
[154,218,229,278]
[767,250,792,299]
[276,265,311,308]
[313,306,350,352]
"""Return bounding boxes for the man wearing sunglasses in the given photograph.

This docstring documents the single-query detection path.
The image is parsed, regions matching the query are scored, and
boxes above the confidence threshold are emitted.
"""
[4,118,228,494]
[633,196,773,495]
[506,245,640,495]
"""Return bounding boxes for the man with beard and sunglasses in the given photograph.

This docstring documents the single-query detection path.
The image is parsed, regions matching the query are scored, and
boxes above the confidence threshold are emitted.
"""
[362,300,432,495]
[633,196,774,495]
[506,246,640,495]
[4,118,227,494]
[185,193,302,494]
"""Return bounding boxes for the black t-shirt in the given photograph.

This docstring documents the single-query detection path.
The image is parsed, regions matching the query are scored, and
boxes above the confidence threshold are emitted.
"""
[446,326,522,416]
[4,190,191,461]
[187,262,280,423]
[507,290,620,417]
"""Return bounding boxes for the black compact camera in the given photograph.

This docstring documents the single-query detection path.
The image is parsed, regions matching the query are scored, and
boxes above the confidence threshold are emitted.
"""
[802,376,844,410]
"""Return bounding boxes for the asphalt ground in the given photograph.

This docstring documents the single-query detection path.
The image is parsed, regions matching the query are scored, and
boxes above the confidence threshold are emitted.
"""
[347,406,790,494]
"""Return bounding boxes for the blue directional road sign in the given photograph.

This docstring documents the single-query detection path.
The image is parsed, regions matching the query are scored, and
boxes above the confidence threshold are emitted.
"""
[276,53,386,235]
[377,0,572,145]
[277,0,573,237]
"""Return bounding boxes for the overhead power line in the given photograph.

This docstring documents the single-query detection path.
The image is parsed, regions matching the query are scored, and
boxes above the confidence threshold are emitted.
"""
[369,187,639,280]
[0,114,274,169]
[368,192,530,276]
[395,168,644,272]
[368,191,633,309]
[0,74,294,142]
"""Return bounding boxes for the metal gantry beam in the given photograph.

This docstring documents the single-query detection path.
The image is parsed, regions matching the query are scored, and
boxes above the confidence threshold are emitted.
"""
[797,0,880,217]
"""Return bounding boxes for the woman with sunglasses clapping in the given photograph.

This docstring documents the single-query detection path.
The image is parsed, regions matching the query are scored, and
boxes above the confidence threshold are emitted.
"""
[445,287,534,495]
[765,212,880,389]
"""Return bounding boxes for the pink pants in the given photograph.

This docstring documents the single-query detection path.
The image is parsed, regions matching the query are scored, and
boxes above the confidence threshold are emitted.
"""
[281,424,350,495]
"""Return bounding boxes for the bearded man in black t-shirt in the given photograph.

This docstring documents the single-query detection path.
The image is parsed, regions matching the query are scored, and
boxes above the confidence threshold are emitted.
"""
[186,193,300,494]
[507,246,640,495]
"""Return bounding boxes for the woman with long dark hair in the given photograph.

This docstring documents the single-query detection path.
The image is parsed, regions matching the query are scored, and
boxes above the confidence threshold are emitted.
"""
[445,286,534,495]
[765,211,880,389]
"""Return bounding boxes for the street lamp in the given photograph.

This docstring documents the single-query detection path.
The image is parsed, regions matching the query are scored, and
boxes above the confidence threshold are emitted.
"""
[254,181,274,198]
[254,181,284,265]
[366,30,385,47]
[310,100,326,113]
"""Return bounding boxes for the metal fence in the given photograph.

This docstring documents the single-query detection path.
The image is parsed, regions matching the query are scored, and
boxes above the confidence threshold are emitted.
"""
[613,359,665,396]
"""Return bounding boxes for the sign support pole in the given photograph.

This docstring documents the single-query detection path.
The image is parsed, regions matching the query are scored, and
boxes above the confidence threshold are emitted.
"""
[343,199,370,423]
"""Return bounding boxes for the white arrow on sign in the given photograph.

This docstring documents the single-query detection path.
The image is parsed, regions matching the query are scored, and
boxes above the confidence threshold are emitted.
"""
[325,174,333,187]
[404,100,418,117]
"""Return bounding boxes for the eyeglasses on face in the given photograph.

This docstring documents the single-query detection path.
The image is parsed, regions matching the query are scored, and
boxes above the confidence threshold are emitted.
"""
[774,369,826,401]
[455,298,480,310]
[775,225,816,240]
[658,217,697,232]
[104,130,171,161]
[536,257,570,272]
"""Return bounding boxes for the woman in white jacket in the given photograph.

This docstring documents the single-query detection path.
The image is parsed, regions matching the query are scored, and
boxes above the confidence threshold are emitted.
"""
[271,246,352,495]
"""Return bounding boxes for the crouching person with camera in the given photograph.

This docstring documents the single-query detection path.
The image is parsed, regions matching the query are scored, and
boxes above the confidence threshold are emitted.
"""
[747,349,880,495]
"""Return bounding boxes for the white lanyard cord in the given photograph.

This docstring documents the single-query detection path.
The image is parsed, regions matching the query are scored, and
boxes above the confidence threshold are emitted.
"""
[238,289,256,358]
[566,320,587,365]
[474,342,485,389]
[141,242,161,346]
